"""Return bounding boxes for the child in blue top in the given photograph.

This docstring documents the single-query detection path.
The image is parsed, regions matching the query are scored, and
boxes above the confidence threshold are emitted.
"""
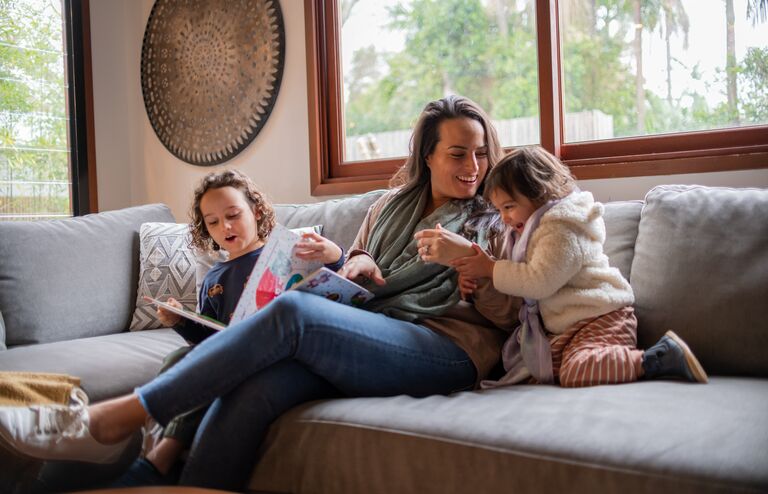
[117,169,344,486]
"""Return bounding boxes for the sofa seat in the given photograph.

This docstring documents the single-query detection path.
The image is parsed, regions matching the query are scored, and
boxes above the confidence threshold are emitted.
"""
[0,329,185,402]
[250,377,768,494]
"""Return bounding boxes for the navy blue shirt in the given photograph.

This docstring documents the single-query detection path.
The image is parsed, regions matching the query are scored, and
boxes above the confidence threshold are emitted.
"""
[176,245,345,344]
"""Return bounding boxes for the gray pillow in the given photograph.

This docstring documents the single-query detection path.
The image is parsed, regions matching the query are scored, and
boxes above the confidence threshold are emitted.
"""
[630,185,768,376]
[129,223,199,331]
[0,204,175,346]
[602,200,643,282]
[275,190,386,250]
[0,311,6,351]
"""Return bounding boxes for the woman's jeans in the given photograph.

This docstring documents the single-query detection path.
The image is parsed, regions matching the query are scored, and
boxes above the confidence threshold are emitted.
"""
[136,290,476,490]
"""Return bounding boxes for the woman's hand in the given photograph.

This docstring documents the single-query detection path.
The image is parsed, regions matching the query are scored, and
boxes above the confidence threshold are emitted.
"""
[338,254,386,286]
[157,297,182,327]
[414,223,474,266]
[451,243,495,280]
[294,232,344,265]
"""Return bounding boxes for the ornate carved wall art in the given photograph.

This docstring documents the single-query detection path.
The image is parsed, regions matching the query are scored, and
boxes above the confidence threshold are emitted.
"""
[141,0,285,166]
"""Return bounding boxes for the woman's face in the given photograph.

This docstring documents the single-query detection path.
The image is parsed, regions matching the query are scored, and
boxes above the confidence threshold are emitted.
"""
[426,117,488,211]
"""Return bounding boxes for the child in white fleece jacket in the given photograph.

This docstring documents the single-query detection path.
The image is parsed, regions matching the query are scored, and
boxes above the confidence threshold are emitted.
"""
[451,146,708,387]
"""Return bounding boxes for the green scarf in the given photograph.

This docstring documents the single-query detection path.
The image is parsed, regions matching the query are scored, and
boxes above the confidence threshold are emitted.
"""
[362,185,484,321]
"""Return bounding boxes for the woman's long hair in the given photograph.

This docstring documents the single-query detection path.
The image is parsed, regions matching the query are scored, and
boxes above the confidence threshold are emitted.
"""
[390,95,504,238]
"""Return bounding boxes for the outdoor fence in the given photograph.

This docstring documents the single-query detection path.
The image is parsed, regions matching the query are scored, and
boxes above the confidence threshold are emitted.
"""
[345,109,613,162]
[0,178,71,221]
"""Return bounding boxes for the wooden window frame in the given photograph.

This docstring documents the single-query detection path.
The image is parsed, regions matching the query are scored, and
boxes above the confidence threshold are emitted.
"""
[305,0,768,196]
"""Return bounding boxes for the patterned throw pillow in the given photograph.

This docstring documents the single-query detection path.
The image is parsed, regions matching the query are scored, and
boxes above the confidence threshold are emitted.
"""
[130,223,199,331]
[130,223,325,331]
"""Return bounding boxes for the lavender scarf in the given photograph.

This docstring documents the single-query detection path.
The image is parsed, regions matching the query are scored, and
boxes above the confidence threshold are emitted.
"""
[480,198,561,388]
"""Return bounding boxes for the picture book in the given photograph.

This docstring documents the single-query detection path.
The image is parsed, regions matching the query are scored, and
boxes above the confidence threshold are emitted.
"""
[143,296,226,331]
[290,266,374,306]
[229,224,374,324]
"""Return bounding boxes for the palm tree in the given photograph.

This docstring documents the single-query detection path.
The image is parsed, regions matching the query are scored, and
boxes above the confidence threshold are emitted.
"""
[746,0,768,25]
[660,0,689,105]
[725,0,739,124]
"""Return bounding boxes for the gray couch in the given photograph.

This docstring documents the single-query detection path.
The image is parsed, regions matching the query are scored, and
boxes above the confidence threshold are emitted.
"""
[0,185,766,493]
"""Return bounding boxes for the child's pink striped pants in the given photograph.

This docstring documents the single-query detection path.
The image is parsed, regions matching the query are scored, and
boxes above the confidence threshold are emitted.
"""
[550,306,644,387]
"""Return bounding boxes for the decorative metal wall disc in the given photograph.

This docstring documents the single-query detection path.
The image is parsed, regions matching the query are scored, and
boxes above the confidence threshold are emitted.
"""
[141,0,285,166]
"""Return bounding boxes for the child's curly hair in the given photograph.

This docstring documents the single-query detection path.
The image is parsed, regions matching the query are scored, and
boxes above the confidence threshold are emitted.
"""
[188,169,276,252]
[484,146,576,207]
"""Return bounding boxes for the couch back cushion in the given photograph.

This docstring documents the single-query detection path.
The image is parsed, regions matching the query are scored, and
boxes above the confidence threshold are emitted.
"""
[0,204,176,346]
[274,190,387,250]
[602,200,643,282]
[630,185,768,376]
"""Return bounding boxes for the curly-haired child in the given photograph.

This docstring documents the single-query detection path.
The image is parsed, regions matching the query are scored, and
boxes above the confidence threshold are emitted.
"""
[116,169,344,485]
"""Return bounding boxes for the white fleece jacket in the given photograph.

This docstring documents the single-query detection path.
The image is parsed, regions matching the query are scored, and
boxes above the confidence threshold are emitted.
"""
[492,191,634,334]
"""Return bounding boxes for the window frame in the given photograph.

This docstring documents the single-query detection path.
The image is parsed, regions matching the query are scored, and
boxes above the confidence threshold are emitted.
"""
[305,0,768,196]
[64,0,98,214]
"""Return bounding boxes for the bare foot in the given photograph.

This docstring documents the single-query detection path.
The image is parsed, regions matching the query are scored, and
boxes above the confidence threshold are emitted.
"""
[88,394,149,444]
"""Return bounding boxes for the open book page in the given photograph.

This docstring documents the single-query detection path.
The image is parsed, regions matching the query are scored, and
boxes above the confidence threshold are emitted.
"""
[143,296,226,331]
[290,267,373,307]
[230,225,324,324]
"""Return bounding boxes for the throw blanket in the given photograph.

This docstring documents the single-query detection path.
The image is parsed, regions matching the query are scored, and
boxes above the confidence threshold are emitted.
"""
[481,196,564,388]
[363,185,481,322]
[0,371,81,406]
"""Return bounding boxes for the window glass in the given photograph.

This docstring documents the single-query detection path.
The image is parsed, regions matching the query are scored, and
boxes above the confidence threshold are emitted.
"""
[0,0,71,220]
[340,0,540,162]
[560,0,768,143]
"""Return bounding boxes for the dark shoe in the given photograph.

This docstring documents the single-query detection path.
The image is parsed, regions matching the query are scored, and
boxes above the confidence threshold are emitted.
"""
[111,457,179,487]
[642,330,708,383]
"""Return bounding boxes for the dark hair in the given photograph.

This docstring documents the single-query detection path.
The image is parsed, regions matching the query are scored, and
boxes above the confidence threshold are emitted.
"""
[189,169,276,252]
[390,95,504,238]
[484,146,576,207]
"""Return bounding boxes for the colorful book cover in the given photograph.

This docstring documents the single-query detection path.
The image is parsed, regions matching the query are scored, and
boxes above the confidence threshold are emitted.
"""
[290,267,374,307]
[230,224,373,324]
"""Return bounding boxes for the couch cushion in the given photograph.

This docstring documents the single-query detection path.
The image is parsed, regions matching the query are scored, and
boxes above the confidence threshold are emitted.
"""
[0,311,5,351]
[275,190,387,250]
[0,328,186,402]
[602,200,643,281]
[630,185,768,376]
[250,378,768,494]
[130,222,199,331]
[0,204,175,346]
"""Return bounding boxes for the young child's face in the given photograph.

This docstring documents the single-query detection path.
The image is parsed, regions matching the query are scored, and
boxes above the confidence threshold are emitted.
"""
[200,186,263,260]
[489,188,539,234]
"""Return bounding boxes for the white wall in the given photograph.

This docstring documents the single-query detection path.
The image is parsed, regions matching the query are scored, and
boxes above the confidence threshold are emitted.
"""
[90,0,315,220]
[89,1,768,220]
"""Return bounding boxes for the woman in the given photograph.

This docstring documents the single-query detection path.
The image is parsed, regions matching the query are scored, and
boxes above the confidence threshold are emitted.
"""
[9,95,520,490]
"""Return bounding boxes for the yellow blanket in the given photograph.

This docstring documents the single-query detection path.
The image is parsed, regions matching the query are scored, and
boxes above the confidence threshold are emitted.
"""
[0,372,82,406]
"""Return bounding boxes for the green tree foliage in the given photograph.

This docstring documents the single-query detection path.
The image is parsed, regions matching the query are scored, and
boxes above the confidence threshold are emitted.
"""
[1,0,69,217]
[343,0,767,143]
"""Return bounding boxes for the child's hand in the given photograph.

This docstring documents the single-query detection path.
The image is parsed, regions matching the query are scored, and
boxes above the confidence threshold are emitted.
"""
[294,232,343,265]
[458,273,478,300]
[450,243,495,280]
[157,297,182,327]
[338,254,386,286]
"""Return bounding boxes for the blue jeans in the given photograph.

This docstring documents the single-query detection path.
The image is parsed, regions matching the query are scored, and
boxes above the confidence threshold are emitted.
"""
[136,290,476,490]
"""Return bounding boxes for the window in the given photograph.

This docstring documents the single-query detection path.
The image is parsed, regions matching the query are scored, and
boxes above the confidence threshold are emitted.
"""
[306,0,768,195]
[0,0,95,220]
